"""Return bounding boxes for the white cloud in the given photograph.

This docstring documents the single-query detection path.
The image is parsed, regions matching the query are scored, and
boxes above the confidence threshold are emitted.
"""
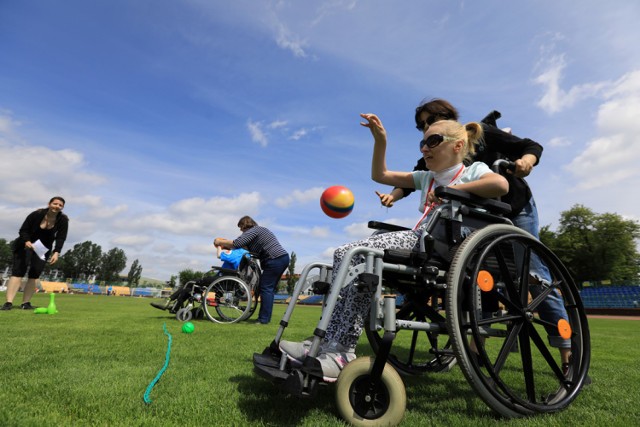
[565,70,640,189]
[116,192,262,235]
[87,204,129,219]
[0,140,106,206]
[247,120,268,147]
[274,187,323,208]
[274,21,308,58]
[0,110,21,134]
[111,234,154,248]
[534,53,609,114]
[269,120,288,129]
[344,221,372,239]
[548,137,572,148]
[186,242,217,256]
[289,128,307,140]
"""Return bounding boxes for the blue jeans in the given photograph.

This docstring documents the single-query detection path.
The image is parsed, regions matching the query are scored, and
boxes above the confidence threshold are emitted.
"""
[512,197,570,349]
[257,254,290,324]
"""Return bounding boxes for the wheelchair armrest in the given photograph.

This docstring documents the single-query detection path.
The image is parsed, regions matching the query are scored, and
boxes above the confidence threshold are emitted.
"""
[368,221,410,232]
[209,266,239,276]
[434,186,512,216]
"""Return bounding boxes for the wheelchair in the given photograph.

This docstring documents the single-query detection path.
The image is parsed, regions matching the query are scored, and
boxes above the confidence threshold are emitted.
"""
[253,184,590,425]
[174,252,262,324]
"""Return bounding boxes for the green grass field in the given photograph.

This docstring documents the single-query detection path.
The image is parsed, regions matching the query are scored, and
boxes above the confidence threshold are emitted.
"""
[0,293,638,427]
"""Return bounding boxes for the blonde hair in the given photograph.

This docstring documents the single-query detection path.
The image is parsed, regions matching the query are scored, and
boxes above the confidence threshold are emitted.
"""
[431,120,484,163]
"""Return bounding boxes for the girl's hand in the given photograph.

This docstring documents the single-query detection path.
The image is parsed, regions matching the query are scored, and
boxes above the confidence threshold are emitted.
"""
[427,191,441,204]
[360,113,387,140]
[375,191,395,207]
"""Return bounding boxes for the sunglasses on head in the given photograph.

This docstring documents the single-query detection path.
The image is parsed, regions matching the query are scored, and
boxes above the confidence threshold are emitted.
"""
[415,114,451,131]
[419,134,457,150]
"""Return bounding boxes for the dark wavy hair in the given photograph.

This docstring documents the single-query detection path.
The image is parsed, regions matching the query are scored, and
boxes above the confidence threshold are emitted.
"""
[237,216,258,231]
[414,98,459,129]
[49,196,66,205]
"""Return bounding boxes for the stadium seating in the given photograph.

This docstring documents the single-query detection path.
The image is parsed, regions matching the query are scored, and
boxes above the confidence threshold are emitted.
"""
[579,285,640,309]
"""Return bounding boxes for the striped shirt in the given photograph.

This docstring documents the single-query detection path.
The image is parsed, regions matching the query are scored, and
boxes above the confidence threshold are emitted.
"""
[233,226,287,263]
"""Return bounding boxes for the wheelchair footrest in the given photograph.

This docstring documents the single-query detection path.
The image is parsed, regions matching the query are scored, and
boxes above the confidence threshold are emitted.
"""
[253,352,280,370]
[253,356,289,383]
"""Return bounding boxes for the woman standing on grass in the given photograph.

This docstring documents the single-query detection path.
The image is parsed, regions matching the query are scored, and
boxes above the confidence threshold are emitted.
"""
[214,216,289,325]
[1,197,69,311]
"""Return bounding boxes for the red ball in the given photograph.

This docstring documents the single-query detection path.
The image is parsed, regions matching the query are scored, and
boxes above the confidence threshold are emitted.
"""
[320,186,354,219]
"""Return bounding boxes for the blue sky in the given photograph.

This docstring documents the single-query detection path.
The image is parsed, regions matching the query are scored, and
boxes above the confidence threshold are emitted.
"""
[2,1,639,280]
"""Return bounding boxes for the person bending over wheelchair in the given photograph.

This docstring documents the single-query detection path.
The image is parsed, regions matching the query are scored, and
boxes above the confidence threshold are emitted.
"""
[150,246,248,312]
[279,114,508,382]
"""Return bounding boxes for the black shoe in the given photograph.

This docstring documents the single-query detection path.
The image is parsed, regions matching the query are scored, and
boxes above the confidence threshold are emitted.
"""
[1,302,13,311]
[20,302,36,310]
[150,301,170,311]
[562,362,592,386]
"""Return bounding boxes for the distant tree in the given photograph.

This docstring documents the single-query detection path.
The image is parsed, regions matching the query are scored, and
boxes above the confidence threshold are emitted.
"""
[97,248,127,282]
[58,241,103,280]
[0,238,12,271]
[168,275,177,288]
[126,259,143,286]
[286,252,297,295]
[541,204,640,284]
[178,268,207,286]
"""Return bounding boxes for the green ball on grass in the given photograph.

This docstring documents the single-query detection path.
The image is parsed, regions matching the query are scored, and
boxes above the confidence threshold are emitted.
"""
[182,322,195,334]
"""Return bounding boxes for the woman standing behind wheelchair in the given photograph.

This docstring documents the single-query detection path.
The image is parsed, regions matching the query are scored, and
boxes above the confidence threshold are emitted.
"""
[377,98,574,374]
[279,115,508,382]
[214,216,289,325]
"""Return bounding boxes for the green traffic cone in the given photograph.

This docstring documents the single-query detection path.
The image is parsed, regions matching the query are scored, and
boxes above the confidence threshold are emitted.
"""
[47,293,58,314]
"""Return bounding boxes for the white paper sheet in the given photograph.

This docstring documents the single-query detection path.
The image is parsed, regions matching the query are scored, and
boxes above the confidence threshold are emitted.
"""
[32,239,49,261]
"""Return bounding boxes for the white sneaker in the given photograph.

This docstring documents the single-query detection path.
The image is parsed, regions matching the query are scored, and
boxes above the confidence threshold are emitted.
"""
[314,345,356,383]
[279,339,351,366]
[279,338,320,364]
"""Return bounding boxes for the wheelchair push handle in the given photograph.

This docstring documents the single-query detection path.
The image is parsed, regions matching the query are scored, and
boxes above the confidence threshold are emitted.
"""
[480,110,502,127]
[492,159,516,174]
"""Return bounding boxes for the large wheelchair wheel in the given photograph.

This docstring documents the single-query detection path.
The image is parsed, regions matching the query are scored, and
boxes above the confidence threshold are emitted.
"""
[202,276,253,324]
[336,357,406,427]
[446,224,590,417]
[365,289,455,376]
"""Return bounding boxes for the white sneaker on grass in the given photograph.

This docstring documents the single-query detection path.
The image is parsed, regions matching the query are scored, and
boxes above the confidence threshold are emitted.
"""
[313,346,356,383]
[279,339,353,367]
[279,338,319,365]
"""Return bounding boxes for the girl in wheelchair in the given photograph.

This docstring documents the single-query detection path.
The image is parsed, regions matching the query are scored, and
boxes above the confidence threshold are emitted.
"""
[279,114,509,382]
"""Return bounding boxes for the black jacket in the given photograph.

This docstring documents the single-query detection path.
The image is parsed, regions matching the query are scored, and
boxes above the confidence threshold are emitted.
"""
[401,123,543,218]
[16,209,69,254]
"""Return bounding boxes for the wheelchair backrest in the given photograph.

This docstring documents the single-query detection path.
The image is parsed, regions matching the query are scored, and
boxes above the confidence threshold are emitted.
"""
[238,253,261,288]
[421,188,512,262]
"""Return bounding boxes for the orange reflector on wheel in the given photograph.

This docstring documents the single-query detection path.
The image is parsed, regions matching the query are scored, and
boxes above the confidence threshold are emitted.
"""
[557,319,572,339]
[476,270,494,292]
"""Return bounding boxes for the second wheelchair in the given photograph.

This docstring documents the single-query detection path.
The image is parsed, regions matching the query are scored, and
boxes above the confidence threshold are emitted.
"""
[170,252,262,324]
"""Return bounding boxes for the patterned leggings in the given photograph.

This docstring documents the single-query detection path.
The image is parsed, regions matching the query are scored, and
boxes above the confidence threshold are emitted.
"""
[324,229,420,350]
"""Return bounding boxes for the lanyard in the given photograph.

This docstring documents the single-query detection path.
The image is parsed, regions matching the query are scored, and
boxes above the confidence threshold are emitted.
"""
[413,164,465,230]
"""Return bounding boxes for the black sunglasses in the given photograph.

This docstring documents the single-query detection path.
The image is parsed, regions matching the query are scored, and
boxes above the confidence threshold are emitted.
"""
[419,134,457,150]
[415,114,451,131]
